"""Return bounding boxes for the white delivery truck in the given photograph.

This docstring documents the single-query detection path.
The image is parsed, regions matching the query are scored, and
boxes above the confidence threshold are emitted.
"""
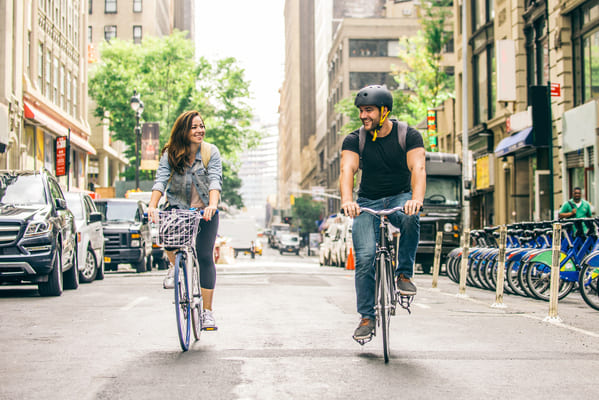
[218,217,259,259]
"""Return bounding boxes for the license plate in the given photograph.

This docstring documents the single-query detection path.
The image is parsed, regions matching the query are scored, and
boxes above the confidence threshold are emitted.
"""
[104,256,111,263]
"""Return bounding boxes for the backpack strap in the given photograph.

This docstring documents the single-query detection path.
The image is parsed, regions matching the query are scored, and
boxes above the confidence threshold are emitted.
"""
[200,141,212,169]
[358,120,408,169]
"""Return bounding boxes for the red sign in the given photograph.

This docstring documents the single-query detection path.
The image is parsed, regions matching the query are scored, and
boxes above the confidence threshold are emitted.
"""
[550,82,561,97]
[56,136,67,177]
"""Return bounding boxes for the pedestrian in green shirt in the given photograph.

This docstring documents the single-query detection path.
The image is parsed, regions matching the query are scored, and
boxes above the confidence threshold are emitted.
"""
[559,187,592,219]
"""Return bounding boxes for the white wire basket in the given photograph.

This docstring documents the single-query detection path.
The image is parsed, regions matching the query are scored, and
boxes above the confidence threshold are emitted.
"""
[156,209,202,248]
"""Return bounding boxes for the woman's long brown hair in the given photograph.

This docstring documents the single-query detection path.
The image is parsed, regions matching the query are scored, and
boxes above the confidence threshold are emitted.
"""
[162,110,203,175]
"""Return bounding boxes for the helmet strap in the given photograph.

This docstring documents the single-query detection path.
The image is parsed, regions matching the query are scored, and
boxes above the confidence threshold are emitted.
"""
[371,108,390,142]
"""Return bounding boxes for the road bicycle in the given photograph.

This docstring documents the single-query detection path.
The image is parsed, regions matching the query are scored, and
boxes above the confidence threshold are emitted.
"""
[156,208,205,351]
[353,205,416,363]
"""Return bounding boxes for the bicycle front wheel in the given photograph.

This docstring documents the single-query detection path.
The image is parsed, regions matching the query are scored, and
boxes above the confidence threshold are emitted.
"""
[174,251,191,351]
[378,253,391,363]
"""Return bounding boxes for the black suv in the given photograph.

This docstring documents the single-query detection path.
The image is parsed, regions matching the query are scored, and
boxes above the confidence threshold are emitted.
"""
[0,170,78,296]
[94,199,152,273]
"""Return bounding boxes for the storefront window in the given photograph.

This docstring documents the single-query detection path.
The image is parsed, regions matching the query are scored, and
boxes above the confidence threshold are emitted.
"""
[572,0,599,105]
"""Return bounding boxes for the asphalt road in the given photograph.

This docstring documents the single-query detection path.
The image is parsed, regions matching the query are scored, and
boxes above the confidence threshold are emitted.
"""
[0,249,598,399]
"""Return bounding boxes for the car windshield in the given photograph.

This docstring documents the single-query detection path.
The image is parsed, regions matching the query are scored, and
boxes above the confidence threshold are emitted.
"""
[281,234,299,243]
[0,174,46,206]
[424,177,460,206]
[96,201,138,222]
[64,193,84,219]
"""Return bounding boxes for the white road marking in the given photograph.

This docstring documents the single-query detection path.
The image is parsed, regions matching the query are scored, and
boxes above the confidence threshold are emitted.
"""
[120,296,149,311]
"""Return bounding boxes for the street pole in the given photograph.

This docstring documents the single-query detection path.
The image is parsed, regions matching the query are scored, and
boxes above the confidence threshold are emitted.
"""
[135,115,140,190]
[462,0,470,231]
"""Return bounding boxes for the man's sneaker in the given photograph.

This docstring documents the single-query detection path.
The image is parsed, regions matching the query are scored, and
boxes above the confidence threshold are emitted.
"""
[201,309,218,331]
[396,274,417,296]
[163,267,174,289]
[353,317,375,341]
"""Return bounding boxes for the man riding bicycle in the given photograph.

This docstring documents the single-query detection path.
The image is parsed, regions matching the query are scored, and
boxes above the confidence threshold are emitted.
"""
[339,85,426,342]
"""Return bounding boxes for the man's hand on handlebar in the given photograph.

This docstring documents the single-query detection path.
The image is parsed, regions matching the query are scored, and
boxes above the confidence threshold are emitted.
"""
[403,199,423,216]
[341,201,360,218]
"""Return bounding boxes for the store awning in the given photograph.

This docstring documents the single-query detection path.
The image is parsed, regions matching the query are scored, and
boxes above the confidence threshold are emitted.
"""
[494,127,534,157]
[23,101,96,155]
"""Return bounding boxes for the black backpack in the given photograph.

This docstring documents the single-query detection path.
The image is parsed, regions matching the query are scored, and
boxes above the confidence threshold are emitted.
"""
[358,119,408,169]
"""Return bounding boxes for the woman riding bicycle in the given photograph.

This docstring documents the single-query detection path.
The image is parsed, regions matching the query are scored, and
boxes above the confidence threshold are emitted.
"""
[339,85,426,342]
[148,110,223,330]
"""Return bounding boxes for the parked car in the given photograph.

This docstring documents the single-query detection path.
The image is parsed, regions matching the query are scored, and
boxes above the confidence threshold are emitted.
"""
[0,169,78,296]
[65,191,105,283]
[94,199,152,273]
[279,233,301,255]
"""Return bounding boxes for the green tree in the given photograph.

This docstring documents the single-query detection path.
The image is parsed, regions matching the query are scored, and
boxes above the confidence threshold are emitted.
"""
[291,195,324,234]
[88,31,261,206]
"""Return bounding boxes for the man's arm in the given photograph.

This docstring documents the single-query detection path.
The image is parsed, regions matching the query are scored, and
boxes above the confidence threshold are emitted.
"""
[340,150,360,218]
[405,147,426,215]
[558,203,575,219]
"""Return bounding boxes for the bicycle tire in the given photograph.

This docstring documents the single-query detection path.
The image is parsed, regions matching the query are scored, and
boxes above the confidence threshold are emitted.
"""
[379,253,391,363]
[579,263,599,311]
[174,251,191,351]
[190,252,203,341]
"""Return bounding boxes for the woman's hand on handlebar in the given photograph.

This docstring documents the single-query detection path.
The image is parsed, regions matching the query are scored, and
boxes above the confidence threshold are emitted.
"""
[403,199,423,216]
[341,201,360,218]
[203,205,218,221]
[148,205,159,223]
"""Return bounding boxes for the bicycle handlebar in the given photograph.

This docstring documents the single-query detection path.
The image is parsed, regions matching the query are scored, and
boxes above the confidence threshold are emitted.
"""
[340,205,423,217]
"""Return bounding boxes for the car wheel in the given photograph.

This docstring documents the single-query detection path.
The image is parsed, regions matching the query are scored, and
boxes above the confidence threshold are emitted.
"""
[133,249,147,273]
[63,246,79,290]
[79,247,97,283]
[38,247,63,296]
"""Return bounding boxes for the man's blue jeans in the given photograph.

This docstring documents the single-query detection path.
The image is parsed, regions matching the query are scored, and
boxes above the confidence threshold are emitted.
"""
[352,192,420,319]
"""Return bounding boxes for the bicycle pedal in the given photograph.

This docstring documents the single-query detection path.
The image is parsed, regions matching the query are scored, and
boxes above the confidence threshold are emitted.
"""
[202,326,218,331]
[398,295,414,314]
[353,335,373,346]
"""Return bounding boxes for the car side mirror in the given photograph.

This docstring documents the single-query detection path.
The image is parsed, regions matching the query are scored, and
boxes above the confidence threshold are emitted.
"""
[55,198,67,210]
[89,212,102,223]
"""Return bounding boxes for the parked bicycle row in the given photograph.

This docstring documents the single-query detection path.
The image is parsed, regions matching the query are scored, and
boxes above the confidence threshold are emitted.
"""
[443,218,599,311]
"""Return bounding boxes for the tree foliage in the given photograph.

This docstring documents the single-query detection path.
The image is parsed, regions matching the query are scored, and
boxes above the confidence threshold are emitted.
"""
[88,31,261,206]
[291,195,325,234]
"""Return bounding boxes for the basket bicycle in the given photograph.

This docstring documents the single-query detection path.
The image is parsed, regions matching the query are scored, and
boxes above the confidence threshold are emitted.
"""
[156,208,204,351]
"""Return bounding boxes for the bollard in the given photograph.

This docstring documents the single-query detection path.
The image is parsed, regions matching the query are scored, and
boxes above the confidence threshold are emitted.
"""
[432,231,443,289]
[457,229,470,297]
[491,225,508,308]
[544,222,563,323]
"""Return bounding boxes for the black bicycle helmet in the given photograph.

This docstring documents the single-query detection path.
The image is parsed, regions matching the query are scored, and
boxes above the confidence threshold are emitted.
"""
[354,85,393,112]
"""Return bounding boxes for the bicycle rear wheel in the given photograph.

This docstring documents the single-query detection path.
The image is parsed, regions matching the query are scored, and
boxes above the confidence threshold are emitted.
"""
[174,251,191,351]
[378,254,391,363]
[190,254,203,340]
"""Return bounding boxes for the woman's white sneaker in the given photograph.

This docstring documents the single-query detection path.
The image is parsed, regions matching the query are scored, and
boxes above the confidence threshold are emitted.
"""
[201,309,218,331]
[163,267,175,289]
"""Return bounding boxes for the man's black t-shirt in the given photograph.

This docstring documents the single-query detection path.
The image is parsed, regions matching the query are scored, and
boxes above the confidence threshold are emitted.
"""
[341,121,424,200]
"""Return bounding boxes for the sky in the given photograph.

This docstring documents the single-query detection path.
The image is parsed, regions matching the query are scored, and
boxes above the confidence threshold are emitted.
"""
[195,1,285,128]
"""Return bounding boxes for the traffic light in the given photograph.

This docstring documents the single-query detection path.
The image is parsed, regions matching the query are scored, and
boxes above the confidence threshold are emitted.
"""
[283,216,292,224]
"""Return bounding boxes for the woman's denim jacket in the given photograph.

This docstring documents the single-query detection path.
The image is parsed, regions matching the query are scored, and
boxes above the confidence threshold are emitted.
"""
[151,145,223,209]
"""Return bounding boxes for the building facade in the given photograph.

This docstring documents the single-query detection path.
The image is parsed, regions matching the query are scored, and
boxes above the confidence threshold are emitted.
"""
[448,0,598,227]
[0,0,95,191]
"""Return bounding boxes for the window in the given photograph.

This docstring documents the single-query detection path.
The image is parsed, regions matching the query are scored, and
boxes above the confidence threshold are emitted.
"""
[38,43,43,92]
[105,0,116,13]
[349,39,398,57]
[471,2,496,125]
[60,64,65,109]
[88,26,92,44]
[104,25,117,41]
[133,26,142,44]
[133,0,142,12]
[66,71,71,114]
[53,57,59,104]
[88,0,92,14]
[349,72,398,91]
[72,77,78,116]
[572,0,599,105]
[45,50,51,98]
[525,16,549,88]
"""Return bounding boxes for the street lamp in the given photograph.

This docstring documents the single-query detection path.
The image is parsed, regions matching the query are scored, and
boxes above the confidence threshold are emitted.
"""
[129,90,144,190]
